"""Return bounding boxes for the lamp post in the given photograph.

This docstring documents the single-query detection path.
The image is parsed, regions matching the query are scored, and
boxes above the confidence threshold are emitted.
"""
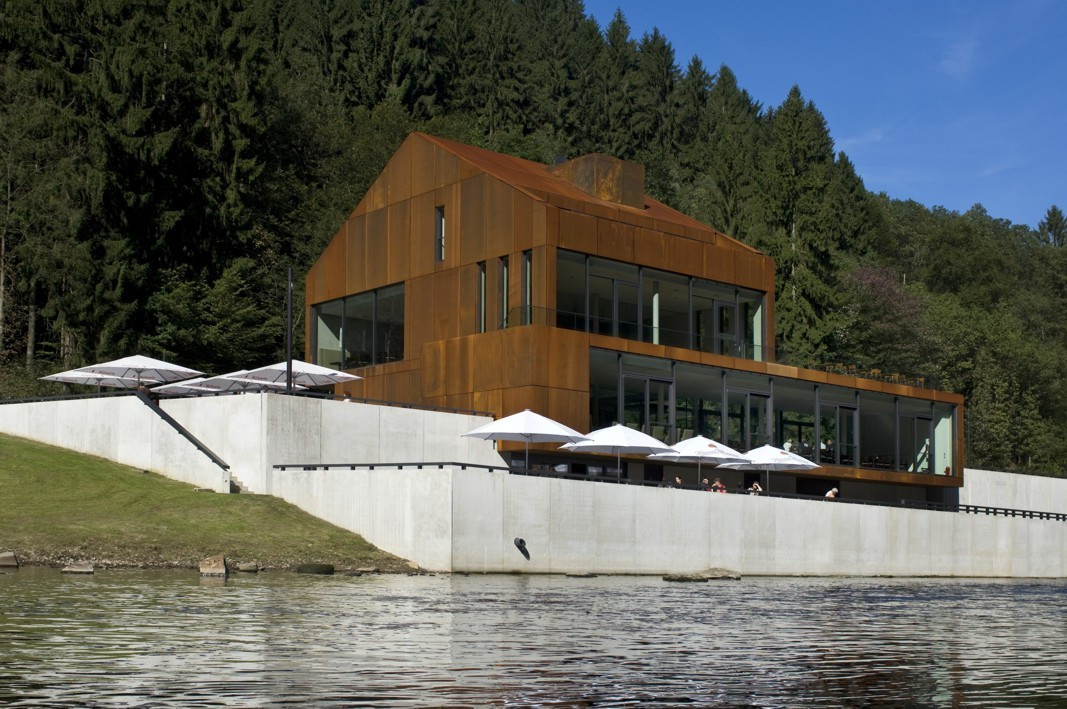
[286,266,293,394]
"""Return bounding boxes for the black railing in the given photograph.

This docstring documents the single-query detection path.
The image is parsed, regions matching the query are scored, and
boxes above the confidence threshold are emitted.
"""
[0,389,136,405]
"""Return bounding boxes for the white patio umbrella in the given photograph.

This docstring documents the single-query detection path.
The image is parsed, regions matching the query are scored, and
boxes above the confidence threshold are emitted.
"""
[647,435,748,480]
[40,370,153,389]
[462,409,589,471]
[563,424,673,479]
[78,355,202,384]
[716,443,820,493]
[242,360,362,389]
[152,377,209,395]
[186,369,306,393]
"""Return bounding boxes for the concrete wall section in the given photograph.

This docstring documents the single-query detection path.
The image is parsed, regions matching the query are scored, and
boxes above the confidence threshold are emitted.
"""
[0,397,229,492]
[960,467,1067,513]
[446,472,1067,577]
[270,464,455,571]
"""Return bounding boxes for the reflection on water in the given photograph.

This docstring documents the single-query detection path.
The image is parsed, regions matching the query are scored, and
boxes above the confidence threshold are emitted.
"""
[1,568,1066,706]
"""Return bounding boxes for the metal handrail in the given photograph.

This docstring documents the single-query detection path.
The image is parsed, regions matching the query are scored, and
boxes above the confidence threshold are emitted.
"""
[134,390,229,471]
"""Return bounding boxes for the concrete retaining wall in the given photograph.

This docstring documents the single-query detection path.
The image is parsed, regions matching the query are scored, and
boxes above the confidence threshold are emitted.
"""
[447,469,1065,576]
[268,464,1067,577]
[160,393,503,493]
[961,467,1067,513]
[0,396,229,492]
[4,394,1066,576]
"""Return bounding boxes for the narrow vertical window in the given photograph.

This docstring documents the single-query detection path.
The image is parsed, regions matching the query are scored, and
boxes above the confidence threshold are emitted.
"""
[521,249,532,324]
[434,205,445,262]
[478,261,487,333]
[498,255,509,327]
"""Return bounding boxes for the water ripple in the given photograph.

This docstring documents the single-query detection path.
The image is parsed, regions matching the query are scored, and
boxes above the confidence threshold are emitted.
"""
[1,570,1066,706]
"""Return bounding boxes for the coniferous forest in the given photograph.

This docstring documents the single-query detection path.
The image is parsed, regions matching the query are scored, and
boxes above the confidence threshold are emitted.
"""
[2,0,1066,475]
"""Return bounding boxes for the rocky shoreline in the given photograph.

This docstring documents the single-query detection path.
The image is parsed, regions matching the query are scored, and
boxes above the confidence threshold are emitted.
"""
[1,548,416,574]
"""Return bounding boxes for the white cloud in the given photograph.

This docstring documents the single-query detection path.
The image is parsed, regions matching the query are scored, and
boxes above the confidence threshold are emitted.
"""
[839,127,886,151]
[939,35,979,79]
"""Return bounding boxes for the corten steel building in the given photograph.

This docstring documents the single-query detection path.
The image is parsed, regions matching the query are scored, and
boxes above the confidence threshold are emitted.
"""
[306,132,964,499]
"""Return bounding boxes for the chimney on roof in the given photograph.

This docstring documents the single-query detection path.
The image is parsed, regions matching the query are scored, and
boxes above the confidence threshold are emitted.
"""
[548,153,645,209]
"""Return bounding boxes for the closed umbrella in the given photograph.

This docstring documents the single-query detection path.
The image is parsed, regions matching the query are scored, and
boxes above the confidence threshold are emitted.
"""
[462,409,589,471]
[647,435,748,480]
[564,424,673,479]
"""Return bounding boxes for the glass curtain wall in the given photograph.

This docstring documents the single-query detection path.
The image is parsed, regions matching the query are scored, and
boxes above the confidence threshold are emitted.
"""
[559,249,766,361]
[589,348,955,472]
[311,283,405,370]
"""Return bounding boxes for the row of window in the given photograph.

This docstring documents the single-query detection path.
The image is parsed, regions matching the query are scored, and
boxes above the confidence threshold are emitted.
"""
[475,251,532,333]
[590,349,956,476]
[556,249,767,360]
[312,284,404,370]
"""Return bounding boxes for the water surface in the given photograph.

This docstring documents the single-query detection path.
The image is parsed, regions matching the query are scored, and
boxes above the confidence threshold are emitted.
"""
[2,569,1065,706]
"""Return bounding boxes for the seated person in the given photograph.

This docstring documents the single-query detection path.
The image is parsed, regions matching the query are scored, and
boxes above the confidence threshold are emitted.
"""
[710,478,727,493]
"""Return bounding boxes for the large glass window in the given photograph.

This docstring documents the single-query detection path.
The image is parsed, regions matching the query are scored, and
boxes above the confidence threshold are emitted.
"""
[343,292,374,368]
[558,249,766,361]
[476,261,486,333]
[521,250,532,325]
[641,269,689,348]
[676,363,723,442]
[314,300,344,369]
[498,255,510,328]
[311,283,405,370]
[375,284,405,364]
[588,348,953,474]
[434,206,445,262]
[556,250,585,330]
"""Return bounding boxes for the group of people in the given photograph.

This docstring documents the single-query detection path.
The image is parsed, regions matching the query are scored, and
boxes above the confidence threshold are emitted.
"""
[693,477,763,495]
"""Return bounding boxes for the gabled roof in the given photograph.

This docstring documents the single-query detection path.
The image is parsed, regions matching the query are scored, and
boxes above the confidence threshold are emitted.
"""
[416,132,758,253]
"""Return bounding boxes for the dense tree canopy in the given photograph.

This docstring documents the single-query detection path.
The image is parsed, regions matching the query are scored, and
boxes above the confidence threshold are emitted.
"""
[1,0,1064,475]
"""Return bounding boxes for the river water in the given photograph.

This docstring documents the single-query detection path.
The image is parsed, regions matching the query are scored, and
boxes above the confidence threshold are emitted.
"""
[1,568,1065,707]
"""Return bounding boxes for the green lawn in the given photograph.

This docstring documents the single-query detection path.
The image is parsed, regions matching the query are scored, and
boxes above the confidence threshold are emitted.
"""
[0,432,407,571]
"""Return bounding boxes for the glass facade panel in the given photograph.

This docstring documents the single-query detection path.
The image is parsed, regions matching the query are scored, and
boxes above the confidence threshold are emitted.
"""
[589,348,952,475]
[740,288,764,361]
[498,256,509,328]
[375,284,404,364]
[934,404,955,475]
[641,269,688,348]
[556,250,584,329]
[560,250,767,361]
[314,300,344,370]
[676,363,723,442]
[311,283,405,370]
[775,379,816,459]
[590,349,619,430]
[344,292,374,368]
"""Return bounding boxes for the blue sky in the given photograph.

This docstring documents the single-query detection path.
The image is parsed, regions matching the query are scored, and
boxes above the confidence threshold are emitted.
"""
[583,0,1067,229]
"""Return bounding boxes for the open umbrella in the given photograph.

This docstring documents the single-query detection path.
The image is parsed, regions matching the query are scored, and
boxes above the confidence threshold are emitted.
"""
[78,355,202,384]
[462,409,589,471]
[242,360,362,389]
[152,377,209,395]
[647,435,748,480]
[563,424,673,479]
[186,370,307,393]
[40,370,153,389]
[716,443,820,493]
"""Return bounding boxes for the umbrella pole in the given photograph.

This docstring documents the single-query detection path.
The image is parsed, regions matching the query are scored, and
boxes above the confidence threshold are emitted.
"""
[525,438,530,473]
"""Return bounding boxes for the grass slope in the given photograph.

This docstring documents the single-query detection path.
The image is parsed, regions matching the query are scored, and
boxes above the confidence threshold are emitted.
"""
[0,432,409,571]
